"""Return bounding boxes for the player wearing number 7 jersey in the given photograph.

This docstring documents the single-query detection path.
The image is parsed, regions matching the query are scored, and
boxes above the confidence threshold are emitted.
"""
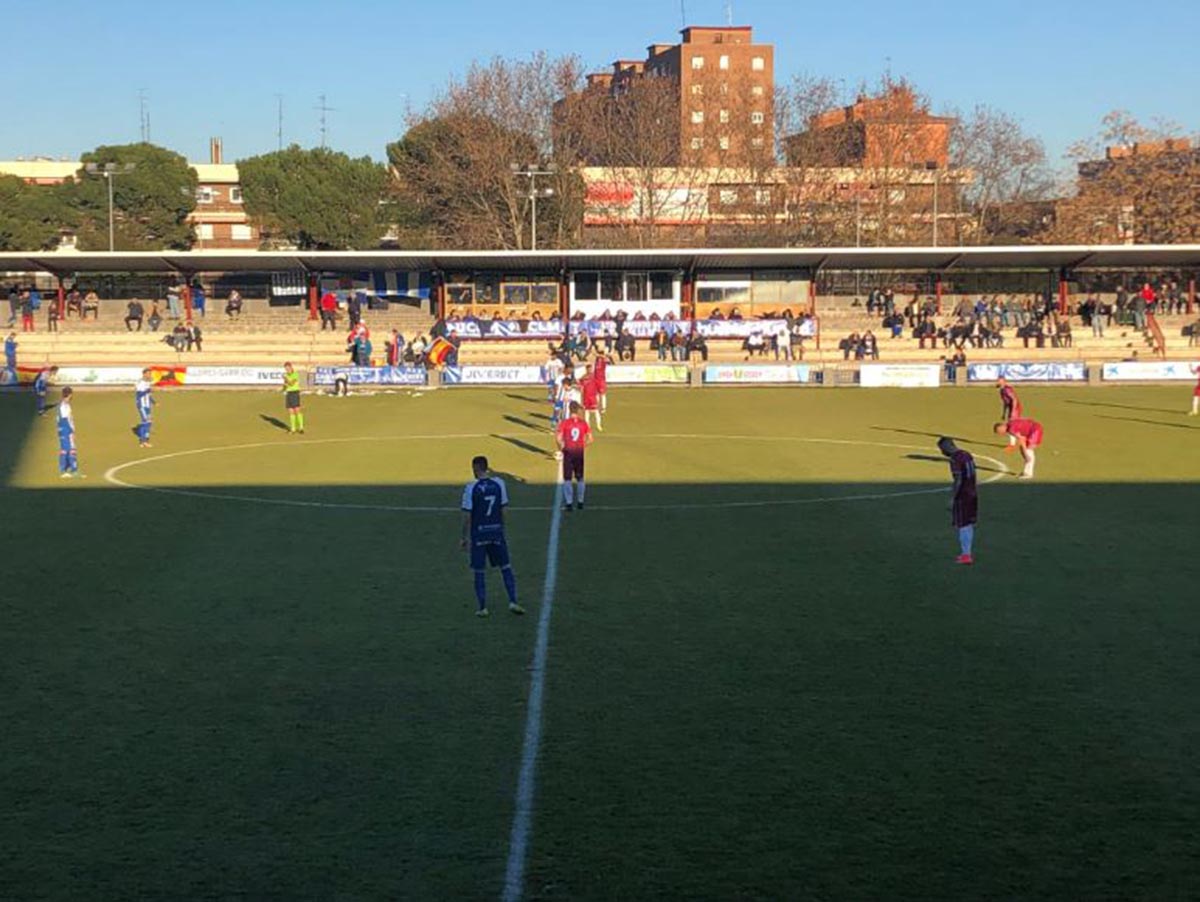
[555,401,594,511]
[460,455,523,618]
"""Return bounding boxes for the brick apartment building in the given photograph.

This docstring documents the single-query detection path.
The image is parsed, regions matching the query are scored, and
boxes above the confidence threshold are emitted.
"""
[566,25,775,167]
[0,137,261,250]
[784,85,953,170]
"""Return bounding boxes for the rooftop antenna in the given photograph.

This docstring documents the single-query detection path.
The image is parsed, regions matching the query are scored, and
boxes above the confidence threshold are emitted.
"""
[275,94,284,150]
[316,93,337,149]
[680,0,686,28]
[725,0,733,25]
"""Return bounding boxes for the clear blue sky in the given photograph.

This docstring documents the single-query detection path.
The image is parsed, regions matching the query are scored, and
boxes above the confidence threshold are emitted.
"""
[3,0,1197,170]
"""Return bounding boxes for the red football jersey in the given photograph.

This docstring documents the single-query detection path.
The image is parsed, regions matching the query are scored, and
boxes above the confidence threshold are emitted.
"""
[557,417,591,451]
[1007,418,1041,439]
[580,376,600,408]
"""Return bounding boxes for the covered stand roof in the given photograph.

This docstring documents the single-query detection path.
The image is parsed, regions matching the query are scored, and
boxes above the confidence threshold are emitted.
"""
[2,246,1200,276]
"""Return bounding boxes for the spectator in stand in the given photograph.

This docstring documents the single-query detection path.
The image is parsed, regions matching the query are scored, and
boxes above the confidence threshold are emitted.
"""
[20,290,35,332]
[191,283,206,317]
[863,330,879,360]
[1057,316,1073,348]
[166,284,181,319]
[47,299,59,333]
[1131,287,1148,331]
[66,288,82,318]
[148,303,162,333]
[615,330,636,361]
[651,328,669,361]
[410,334,428,365]
[347,292,362,329]
[1189,317,1200,347]
[840,332,860,360]
[687,329,708,361]
[944,349,967,383]
[387,329,404,367]
[670,330,687,361]
[777,324,793,361]
[124,299,144,331]
[744,330,767,359]
[728,307,743,321]
[710,308,725,320]
[225,290,243,319]
[884,310,905,338]
[186,322,203,352]
[167,323,188,351]
[915,318,937,349]
[6,286,18,326]
[82,290,99,320]
[319,290,338,330]
[1113,284,1128,323]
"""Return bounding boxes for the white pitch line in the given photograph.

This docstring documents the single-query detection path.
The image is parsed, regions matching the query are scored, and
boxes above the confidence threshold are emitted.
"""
[102,434,1008,514]
[502,466,564,902]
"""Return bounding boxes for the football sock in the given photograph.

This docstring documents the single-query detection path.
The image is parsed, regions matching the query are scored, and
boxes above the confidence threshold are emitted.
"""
[296,412,305,431]
[501,566,517,604]
[594,410,602,430]
[474,571,487,609]
[577,481,586,504]
[289,412,297,431]
[59,452,67,473]
[562,482,574,505]
[959,525,974,556]
[69,451,78,472]
[1026,450,1036,476]
[1008,434,1016,446]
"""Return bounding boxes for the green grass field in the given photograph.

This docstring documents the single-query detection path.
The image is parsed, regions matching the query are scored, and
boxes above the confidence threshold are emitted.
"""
[2,383,1198,900]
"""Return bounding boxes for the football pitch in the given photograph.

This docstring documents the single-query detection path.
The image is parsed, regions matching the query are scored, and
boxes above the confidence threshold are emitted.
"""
[2,384,1198,900]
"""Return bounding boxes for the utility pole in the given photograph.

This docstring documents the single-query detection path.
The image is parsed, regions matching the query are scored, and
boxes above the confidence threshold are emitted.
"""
[510,164,556,250]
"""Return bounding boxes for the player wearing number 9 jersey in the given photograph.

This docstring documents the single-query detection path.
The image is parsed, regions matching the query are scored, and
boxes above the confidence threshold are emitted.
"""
[460,455,523,617]
[555,401,594,511]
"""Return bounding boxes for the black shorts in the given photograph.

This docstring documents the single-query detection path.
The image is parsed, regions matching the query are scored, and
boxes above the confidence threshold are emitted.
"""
[561,448,585,481]
[952,494,978,528]
[285,390,301,409]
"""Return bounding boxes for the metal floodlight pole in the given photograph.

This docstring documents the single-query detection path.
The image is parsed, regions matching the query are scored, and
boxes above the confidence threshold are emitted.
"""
[511,163,556,251]
[926,161,940,248]
[86,162,136,251]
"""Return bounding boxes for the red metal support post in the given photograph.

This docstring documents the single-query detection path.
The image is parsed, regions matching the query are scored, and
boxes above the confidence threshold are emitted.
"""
[56,276,65,320]
[182,283,193,323]
[307,273,319,321]
[1189,278,1196,315]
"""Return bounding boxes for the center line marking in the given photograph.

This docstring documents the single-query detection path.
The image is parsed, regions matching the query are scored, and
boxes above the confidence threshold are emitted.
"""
[502,467,564,902]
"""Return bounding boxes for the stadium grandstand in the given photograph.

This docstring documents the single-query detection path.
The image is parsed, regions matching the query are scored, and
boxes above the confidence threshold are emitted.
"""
[2,246,1198,381]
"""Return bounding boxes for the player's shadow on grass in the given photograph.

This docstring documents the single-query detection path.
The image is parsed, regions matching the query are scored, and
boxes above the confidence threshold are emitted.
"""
[904,452,1007,474]
[871,425,1004,447]
[527,412,552,423]
[1067,399,1184,416]
[502,414,543,432]
[493,434,552,459]
[259,414,290,432]
[504,393,544,404]
[1096,414,1198,431]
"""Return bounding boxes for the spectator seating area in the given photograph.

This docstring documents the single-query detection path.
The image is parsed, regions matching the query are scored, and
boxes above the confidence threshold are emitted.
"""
[10,297,436,368]
[8,293,1197,371]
